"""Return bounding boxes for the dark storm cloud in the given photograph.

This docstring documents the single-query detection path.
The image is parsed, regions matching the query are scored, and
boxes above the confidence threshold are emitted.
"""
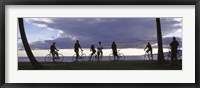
[23,36,182,50]
[29,38,75,49]
[19,18,182,50]
[160,18,182,35]
[48,18,157,39]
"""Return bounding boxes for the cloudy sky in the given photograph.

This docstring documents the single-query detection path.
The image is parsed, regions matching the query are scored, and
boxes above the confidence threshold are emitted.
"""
[18,18,182,50]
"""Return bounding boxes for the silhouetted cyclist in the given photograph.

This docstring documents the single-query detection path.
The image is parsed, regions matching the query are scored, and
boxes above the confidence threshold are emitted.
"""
[74,40,83,62]
[112,41,118,61]
[144,42,153,59]
[97,42,103,60]
[170,37,179,62]
[89,45,96,61]
[50,42,59,62]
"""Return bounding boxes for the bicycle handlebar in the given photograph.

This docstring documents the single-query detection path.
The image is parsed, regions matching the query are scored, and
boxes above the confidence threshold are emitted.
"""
[110,50,120,52]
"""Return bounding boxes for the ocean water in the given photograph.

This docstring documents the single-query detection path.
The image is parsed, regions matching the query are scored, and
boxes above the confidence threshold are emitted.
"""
[18,50,182,62]
[18,48,182,62]
[18,55,159,62]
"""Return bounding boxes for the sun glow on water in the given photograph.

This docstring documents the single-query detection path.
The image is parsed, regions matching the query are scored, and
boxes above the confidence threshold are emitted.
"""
[18,48,169,57]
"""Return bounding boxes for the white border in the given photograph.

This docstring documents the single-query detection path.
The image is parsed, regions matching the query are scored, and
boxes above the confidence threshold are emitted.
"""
[5,5,195,83]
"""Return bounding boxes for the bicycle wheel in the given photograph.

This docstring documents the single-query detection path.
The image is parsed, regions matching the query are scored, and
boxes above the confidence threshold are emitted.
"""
[88,54,93,61]
[80,54,86,61]
[94,54,99,61]
[72,54,77,62]
[147,53,153,61]
[109,53,115,61]
[88,54,97,61]
[55,54,64,62]
[45,54,52,62]
[162,54,172,66]
[144,52,150,61]
[176,54,182,66]
[177,51,182,60]
[118,53,125,61]
[97,52,103,61]
[97,54,103,61]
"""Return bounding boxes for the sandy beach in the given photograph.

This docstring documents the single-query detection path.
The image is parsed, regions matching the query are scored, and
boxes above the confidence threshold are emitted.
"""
[18,60,182,70]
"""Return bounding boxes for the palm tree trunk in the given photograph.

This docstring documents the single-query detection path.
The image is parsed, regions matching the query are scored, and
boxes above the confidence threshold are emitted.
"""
[156,18,164,63]
[18,18,43,69]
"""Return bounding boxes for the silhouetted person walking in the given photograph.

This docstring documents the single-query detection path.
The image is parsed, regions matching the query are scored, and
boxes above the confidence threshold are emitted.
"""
[170,37,179,62]
[97,42,103,60]
[89,45,96,61]
[50,42,59,62]
[112,41,118,61]
[144,42,153,59]
[74,40,83,62]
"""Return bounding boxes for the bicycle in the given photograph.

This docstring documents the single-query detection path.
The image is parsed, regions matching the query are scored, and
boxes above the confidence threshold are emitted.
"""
[88,53,98,61]
[162,48,182,66]
[109,50,125,61]
[144,50,153,61]
[87,52,103,61]
[97,52,103,61]
[44,50,64,62]
[72,50,86,62]
[175,49,182,66]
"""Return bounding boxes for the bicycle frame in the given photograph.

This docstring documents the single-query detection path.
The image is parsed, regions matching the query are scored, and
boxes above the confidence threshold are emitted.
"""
[144,50,153,60]
[45,50,64,62]
[165,48,181,58]
[162,47,182,66]
[109,50,125,61]
[72,50,86,62]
